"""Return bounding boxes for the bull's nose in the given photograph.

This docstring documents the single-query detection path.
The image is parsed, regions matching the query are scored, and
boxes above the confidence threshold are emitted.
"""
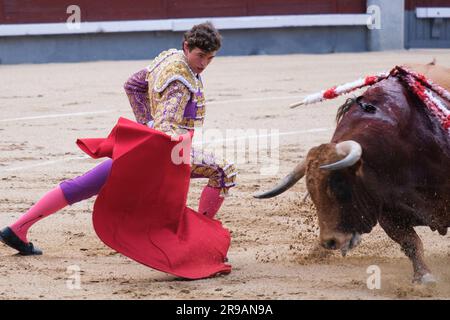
[322,238,337,250]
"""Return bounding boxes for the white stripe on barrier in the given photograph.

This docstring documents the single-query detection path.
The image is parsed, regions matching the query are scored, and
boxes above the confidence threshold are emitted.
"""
[416,7,450,18]
[0,14,371,37]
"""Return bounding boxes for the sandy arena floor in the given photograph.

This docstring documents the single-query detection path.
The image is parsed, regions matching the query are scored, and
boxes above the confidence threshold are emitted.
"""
[0,49,449,300]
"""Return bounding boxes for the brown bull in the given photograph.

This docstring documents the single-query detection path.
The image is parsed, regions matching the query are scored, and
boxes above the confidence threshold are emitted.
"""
[255,64,450,284]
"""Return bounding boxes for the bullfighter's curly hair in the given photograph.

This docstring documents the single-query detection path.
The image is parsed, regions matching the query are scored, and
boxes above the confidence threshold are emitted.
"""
[183,22,222,53]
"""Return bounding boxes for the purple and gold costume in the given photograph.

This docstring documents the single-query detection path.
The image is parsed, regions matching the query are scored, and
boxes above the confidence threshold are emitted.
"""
[60,49,237,204]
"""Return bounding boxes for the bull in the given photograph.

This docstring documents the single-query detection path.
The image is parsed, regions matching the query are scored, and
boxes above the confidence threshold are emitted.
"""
[255,64,450,284]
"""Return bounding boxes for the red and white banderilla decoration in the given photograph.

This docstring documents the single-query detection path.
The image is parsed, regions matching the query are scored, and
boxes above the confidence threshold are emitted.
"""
[289,66,450,132]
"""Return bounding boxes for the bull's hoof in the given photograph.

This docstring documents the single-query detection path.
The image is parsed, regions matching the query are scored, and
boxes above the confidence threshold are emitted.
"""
[413,273,437,285]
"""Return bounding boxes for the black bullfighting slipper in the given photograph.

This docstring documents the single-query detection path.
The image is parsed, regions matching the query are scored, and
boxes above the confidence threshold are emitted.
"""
[0,227,43,256]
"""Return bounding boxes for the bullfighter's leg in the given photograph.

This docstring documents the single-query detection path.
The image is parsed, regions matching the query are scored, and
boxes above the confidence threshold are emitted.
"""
[379,217,435,284]
[190,148,237,218]
[0,159,112,255]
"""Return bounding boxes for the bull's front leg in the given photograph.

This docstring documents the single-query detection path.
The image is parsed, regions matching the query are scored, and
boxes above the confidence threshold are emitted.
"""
[379,217,436,284]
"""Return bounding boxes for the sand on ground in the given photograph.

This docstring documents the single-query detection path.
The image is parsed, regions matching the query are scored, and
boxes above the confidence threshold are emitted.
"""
[1,49,450,300]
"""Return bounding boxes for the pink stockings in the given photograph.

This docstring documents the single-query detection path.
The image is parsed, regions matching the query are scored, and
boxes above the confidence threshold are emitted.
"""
[198,186,224,219]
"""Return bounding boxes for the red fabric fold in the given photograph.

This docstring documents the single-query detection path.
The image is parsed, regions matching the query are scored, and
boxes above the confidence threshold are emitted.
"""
[76,117,231,279]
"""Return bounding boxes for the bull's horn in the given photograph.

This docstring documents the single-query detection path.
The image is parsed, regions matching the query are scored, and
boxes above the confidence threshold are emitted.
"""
[253,160,306,199]
[320,140,362,170]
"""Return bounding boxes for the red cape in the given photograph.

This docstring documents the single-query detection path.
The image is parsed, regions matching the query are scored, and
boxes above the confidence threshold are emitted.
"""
[76,117,231,279]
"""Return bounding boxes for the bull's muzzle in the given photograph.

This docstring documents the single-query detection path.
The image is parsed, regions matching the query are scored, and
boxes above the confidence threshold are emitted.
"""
[321,232,361,256]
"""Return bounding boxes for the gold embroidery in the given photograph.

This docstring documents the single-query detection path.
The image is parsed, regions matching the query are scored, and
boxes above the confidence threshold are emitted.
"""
[147,49,206,131]
[152,81,191,136]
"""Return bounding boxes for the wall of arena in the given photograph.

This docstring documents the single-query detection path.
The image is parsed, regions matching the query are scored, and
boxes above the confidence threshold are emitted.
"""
[0,0,448,64]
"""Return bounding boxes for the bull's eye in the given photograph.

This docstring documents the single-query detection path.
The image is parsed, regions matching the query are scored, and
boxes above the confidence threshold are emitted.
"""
[361,103,376,113]
[356,96,377,114]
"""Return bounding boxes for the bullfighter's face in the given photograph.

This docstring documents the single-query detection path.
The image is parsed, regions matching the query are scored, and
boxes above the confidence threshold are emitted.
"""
[183,41,217,75]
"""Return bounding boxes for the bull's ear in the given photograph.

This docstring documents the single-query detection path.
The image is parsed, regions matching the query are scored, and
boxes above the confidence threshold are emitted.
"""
[352,159,364,178]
